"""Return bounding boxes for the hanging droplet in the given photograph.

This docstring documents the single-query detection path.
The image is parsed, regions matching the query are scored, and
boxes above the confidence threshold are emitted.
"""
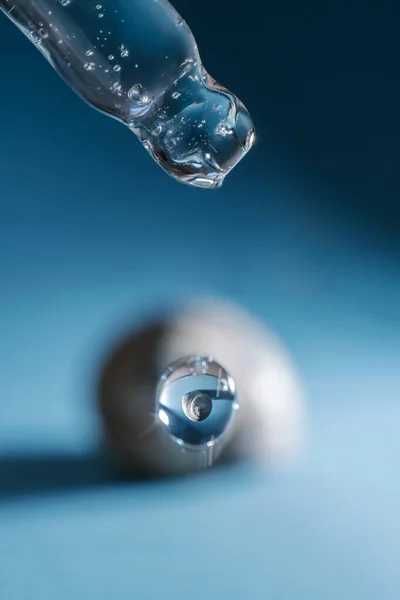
[156,356,238,448]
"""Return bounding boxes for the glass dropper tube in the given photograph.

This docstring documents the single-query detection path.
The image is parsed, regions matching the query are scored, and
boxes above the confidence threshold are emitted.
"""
[0,0,255,188]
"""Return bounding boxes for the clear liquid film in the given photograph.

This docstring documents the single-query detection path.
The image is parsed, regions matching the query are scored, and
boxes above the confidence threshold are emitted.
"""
[0,0,256,188]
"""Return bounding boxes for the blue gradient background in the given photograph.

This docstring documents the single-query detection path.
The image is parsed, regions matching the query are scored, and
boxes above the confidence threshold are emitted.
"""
[1,1,400,598]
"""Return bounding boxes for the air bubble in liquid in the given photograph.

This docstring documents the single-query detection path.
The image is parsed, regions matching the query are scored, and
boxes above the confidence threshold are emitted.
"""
[127,83,152,115]
[110,81,122,94]
[29,30,41,44]
[156,356,238,449]
[120,44,129,58]
[216,122,234,137]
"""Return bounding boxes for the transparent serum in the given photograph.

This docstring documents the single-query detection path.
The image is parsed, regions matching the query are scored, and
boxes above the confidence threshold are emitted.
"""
[156,355,238,464]
[1,0,256,188]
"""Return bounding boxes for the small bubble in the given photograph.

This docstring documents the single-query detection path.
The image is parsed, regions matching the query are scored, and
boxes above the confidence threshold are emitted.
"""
[172,91,181,99]
[176,19,184,26]
[38,28,48,39]
[120,44,129,58]
[108,55,115,61]
[29,31,41,45]
[84,62,95,71]
[98,13,104,18]
[85,49,94,56]
[154,124,163,136]
[128,83,150,105]
[216,123,234,137]
[60,0,70,6]
[110,82,122,95]
[143,140,152,151]
[96,4,102,8]
[135,63,139,68]
[113,64,121,72]
[212,104,222,112]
